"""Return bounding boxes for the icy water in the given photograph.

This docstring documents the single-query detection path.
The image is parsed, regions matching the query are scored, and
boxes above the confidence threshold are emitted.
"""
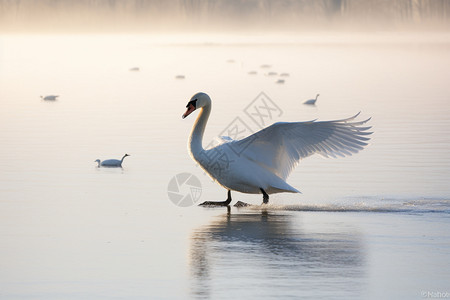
[1,33,450,299]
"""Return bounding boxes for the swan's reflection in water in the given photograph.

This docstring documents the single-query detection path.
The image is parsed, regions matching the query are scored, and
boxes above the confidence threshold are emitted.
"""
[189,210,365,299]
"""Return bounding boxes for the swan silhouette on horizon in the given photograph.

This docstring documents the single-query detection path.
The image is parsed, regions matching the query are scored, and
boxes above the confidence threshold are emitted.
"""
[304,94,319,105]
[182,92,371,206]
[95,154,130,168]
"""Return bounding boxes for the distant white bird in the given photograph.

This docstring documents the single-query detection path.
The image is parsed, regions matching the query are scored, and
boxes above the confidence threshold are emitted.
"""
[40,95,59,101]
[129,67,140,71]
[95,154,130,168]
[304,94,319,105]
[182,92,371,206]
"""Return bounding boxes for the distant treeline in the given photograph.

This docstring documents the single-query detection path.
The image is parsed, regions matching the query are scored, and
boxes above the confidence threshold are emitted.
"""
[1,0,449,31]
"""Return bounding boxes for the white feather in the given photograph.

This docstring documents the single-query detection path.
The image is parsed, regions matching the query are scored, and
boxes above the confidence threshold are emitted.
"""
[231,112,372,180]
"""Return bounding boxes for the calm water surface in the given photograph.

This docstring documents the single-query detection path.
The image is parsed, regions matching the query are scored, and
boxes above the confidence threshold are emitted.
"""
[0,33,450,299]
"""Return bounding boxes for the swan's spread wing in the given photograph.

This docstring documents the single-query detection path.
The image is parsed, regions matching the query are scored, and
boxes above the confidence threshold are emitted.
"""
[231,113,372,180]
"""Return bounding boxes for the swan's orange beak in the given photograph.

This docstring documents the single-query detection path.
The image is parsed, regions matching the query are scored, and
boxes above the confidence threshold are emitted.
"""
[182,103,196,119]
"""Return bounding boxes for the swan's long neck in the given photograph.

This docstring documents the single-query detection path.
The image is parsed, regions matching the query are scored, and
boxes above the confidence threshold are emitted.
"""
[188,103,211,159]
[121,155,127,162]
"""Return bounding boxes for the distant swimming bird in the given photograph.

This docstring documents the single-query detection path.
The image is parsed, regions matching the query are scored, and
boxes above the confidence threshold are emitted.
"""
[182,92,371,206]
[129,67,140,71]
[175,75,185,79]
[276,79,285,84]
[280,73,290,77]
[40,95,59,101]
[95,154,130,168]
[304,94,319,105]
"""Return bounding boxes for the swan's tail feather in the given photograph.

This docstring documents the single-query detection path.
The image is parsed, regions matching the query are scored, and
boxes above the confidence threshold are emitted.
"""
[268,182,301,194]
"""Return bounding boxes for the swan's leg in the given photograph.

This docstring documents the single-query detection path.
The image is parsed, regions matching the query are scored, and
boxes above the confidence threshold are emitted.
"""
[260,188,269,204]
[199,190,232,207]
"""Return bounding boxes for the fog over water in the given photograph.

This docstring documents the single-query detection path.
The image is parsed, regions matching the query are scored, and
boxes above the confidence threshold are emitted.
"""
[1,0,449,32]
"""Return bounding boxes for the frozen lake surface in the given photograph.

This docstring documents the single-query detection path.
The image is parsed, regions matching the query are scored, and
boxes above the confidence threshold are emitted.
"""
[0,33,450,299]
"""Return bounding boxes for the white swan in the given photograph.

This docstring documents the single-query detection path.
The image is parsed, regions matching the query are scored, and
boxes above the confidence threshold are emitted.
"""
[304,94,319,105]
[95,154,130,168]
[182,92,372,206]
[40,95,59,101]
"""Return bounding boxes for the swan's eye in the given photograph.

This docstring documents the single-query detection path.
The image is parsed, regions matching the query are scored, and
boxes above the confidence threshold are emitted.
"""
[186,99,197,108]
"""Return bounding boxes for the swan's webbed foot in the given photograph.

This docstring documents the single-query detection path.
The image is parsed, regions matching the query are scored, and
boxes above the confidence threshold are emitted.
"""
[260,188,269,204]
[199,190,232,207]
[234,201,252,207]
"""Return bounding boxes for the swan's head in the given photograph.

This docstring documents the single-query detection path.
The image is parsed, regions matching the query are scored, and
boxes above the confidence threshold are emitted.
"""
[182,92,211,119]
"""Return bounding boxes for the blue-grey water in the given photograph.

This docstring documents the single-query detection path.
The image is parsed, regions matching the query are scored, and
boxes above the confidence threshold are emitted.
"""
[1,33,450,299]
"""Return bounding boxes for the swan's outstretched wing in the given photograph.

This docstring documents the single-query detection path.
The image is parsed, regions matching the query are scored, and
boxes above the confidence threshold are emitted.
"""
[230,113,372,180]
